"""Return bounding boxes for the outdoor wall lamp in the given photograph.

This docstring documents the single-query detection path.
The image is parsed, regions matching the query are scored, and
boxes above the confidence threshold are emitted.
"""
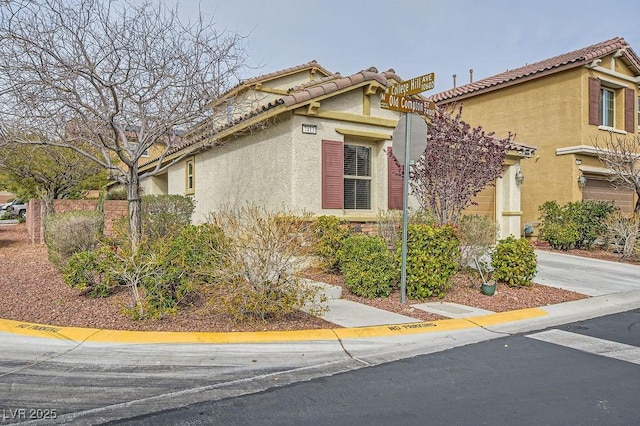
[578,174,587,188]
[515,168,524,185]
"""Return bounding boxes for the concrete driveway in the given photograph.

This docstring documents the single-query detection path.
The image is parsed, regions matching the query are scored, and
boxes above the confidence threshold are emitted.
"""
[535,249,640,296]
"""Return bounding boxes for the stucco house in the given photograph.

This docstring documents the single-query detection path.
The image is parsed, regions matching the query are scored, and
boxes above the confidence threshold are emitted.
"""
[139,61,533,237]
[430,37,640,237]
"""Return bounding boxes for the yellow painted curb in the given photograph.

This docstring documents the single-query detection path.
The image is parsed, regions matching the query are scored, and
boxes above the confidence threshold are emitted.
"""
[0,308,548,344]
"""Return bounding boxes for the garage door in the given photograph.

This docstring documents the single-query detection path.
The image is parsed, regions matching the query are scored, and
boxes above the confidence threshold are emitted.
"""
[582,178,634,213]
[463,184,496,219]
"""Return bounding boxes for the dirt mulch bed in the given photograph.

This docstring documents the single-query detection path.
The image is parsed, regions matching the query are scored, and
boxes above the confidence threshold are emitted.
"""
[0,223,333,332]
[1,222,590,332]
[299,267,588,322]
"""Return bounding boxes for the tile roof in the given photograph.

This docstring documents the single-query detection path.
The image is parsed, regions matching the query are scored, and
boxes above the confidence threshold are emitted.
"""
[140,63,400,166]
[281,66,390,107]
[238,60,333,87]
[139,62,536,168]
[431,37,640,103]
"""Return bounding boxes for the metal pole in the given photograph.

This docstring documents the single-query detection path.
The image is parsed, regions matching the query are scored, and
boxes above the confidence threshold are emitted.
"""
[400,113,411,304]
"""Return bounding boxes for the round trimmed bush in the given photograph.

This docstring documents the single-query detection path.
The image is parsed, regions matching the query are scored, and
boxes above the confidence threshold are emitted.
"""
[340,234,396,298]
[491,236,537,287]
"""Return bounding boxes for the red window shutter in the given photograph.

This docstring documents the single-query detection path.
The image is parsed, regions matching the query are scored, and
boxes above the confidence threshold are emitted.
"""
[625,88,635,133]
[387,147,404,210]
[588,77,600,126]
[322,140,343,209]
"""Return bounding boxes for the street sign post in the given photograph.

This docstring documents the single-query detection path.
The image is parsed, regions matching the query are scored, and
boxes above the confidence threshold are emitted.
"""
[381,72,435,304]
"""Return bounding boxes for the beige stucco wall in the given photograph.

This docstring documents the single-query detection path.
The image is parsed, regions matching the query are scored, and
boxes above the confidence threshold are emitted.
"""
[140,173,168,195]
[321,90,367,116]
[151,91,426,223]
[177,117,295,223]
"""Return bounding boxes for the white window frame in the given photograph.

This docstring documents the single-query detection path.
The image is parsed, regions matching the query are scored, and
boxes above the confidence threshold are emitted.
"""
[185,157,195,194]
[600,87,615,128]
[343,143,372,210]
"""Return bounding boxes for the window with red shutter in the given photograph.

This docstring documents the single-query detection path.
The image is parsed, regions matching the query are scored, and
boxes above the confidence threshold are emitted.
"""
[322,140,343,209]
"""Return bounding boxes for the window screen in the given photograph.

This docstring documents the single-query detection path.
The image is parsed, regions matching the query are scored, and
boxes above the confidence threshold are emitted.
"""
[600,88,615,127]
[344,144,371,210]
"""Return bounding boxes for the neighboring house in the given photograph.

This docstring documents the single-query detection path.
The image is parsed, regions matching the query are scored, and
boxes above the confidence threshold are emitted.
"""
[139,60,534,238]
[430,37,640,237]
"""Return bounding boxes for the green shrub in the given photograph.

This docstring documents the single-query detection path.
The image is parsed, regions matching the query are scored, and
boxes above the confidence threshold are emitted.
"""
[311,215,349,271]
[539,201,574,250]
[63,222,227,319]
[491,236,537,287]
[398,224,459,300]
[457,214,499,270]
[539,200,616,250]
[376,208,436,250]
[140,223,227,318]
[541,222,580,251]
[105,187,127,200]
[568,200,616,249]
[141,194,195,243]
[44,211,104,270]
[339,234,396,298]
[62,247,118,297]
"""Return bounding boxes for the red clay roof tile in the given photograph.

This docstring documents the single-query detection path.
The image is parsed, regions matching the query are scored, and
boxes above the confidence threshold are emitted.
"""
[431,37,640,103]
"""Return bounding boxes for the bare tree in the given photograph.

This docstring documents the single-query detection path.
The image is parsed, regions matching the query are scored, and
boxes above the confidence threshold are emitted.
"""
[594,133,640,214]
[409,105,515,225]
[0,0,247,250]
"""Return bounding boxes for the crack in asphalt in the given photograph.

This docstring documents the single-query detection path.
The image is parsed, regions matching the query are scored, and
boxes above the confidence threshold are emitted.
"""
[0,329,100,378]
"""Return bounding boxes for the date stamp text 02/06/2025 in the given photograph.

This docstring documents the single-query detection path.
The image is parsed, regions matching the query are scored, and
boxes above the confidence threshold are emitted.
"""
[2,408,57,422]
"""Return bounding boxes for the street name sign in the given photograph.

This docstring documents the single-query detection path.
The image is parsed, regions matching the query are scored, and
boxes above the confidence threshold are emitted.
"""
[381,93,435,115]
[387,72,435,96]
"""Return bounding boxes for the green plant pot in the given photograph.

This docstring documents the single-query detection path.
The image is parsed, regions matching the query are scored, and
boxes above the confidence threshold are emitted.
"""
[481,283,496,296]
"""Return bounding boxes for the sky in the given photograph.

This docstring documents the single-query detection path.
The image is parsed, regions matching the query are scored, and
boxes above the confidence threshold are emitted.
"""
[164,0,639,94]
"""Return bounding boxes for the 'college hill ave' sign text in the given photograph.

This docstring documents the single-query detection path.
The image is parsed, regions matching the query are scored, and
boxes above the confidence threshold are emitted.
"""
[381,72,436,115]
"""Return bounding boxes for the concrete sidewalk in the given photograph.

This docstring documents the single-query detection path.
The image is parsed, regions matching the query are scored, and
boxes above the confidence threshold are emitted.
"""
[304,278,497,328]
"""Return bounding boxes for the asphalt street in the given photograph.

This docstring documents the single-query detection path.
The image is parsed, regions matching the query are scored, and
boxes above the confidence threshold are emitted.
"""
[120,310,640,426]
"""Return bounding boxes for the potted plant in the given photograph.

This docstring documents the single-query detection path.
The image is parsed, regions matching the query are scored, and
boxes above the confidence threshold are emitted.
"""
[473,256,496,296]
